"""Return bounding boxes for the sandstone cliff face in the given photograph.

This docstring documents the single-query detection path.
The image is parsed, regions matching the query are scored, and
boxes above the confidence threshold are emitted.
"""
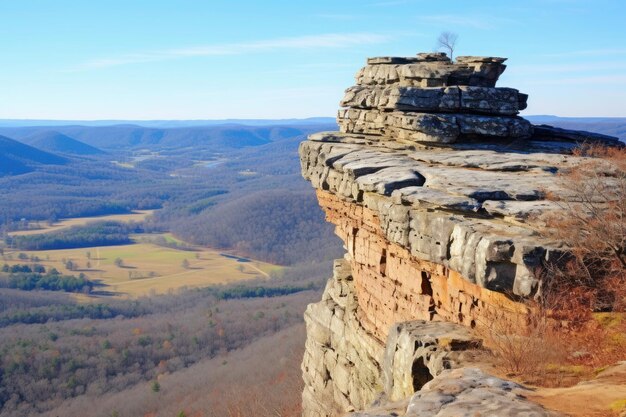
[299,52,620,417]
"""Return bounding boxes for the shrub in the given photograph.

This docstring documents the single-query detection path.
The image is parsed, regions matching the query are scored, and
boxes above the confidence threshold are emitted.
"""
[483,145,626,386]
[543,144,625,315]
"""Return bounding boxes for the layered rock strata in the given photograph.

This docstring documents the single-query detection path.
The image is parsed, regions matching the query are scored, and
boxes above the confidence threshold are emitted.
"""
[300,52,620,417]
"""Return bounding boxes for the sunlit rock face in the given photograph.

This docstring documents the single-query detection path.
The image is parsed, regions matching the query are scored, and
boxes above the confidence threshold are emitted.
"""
[299,52,619,417]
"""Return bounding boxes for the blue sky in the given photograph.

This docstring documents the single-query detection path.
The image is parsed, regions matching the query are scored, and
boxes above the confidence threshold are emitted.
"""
[1,0,625,119]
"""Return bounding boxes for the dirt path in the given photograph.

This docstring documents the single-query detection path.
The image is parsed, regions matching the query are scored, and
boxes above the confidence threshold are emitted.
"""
[246,263,270,278]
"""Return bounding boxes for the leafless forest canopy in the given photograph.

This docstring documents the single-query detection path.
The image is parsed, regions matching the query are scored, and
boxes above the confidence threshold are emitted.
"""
[0,123,342,416]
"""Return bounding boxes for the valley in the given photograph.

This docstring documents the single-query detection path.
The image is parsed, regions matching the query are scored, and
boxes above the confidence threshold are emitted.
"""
[0,120,343,417]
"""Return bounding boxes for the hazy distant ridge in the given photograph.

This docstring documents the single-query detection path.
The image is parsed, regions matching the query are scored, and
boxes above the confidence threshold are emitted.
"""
[0,117,336,128]
[23,131,105,155]
[0,135,68,176]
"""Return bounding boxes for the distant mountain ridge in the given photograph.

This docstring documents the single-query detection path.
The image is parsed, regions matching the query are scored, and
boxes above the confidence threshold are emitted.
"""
[0,116,622,142]
[0,135,68,176]
[0,117,336,128]
[525,115,626,142]
[22,131,105,155]
[0,123,338,150]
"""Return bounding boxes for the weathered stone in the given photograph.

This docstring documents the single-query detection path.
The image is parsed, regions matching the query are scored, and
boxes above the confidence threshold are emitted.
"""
[302,259,385,417]
[367,57,422,65]
[415,52,450,62]
[355,56,507,88]
[341,85,527,115]
[383,321,480,401]
[532,124,623,146]
[300,51,620,417]
[392,186,480,212]
[346,368,563,417]
[337,108,533,143]
[405,368,563,417]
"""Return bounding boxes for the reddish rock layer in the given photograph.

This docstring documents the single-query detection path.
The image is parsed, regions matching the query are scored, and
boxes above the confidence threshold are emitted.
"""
[317,189,526,343]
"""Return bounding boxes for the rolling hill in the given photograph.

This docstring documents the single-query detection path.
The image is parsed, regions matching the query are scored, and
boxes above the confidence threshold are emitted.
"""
[22,131,105,155]
[0,135,68,176]
[0,117,336,128]
[0,123,337,151]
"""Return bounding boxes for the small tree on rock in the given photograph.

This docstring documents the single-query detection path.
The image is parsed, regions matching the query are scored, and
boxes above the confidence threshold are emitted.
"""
[437,31,458,60]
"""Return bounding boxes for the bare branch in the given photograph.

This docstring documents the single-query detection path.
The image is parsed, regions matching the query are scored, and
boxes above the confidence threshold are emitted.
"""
[436,31,458,60]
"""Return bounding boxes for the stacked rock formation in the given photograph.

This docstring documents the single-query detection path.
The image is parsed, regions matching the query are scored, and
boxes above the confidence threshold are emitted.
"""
[299,52,620,417]
[338,53,531,144]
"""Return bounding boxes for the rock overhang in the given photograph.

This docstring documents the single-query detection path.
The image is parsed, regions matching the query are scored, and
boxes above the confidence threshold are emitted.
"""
[300,52,620,299]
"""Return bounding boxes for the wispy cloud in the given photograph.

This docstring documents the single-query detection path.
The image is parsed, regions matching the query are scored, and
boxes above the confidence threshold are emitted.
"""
[370,0,416,6]
[525,74,626,85]
[417,14,514,30]
[513,61,626,74]
[74,33,392,71]
[541,48,626,58]
[315,13,361,20]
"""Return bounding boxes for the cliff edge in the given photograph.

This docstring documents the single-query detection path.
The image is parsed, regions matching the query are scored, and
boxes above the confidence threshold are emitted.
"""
[298,52,621,417]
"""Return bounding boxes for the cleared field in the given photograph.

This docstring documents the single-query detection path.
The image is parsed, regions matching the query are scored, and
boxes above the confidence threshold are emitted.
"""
[2,235,281,298]
[9,210,155,237]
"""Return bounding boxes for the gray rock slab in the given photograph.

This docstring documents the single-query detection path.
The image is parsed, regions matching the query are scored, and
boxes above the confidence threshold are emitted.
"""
[341,85,526,115]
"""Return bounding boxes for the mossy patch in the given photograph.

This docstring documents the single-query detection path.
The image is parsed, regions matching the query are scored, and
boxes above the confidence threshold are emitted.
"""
[593,312,625,329]
[610,398,626,412]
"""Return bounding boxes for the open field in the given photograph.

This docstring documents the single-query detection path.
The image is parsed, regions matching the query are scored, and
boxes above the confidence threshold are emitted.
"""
[1,233,282,298]
[8,210,155,236]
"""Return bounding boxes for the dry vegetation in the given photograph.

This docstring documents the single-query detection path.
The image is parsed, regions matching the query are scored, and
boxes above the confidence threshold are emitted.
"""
[0,286,319,417]
[481,145,626,396]
[36,325,306,417]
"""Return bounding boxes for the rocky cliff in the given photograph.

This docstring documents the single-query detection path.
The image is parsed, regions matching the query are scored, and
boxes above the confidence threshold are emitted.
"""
[299,52,621,417]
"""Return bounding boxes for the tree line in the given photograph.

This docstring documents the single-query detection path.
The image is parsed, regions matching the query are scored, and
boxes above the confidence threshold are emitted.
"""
[0,263,93,293]
[6,221,142,250]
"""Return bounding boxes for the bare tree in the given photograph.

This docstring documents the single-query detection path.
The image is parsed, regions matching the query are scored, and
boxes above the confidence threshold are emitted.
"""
[437,31,458,60]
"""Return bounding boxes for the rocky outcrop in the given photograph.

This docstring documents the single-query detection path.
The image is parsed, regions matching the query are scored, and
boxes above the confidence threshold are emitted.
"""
[351,368,563,417]
[301,259,384,416]
[300,52,620,417]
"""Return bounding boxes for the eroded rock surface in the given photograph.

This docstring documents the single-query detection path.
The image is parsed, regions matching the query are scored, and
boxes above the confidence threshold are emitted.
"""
[349,368,563,417]
[300,52,620,417]
[404,368,562,417]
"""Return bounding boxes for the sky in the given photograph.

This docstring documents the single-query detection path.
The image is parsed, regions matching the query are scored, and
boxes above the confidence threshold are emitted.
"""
[1,0,625,120]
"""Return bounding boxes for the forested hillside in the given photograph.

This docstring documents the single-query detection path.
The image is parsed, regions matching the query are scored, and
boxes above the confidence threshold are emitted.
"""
[0,124,335,150]
[0,285,318,417]
[23,131,105,155]
[0,135,67,176]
